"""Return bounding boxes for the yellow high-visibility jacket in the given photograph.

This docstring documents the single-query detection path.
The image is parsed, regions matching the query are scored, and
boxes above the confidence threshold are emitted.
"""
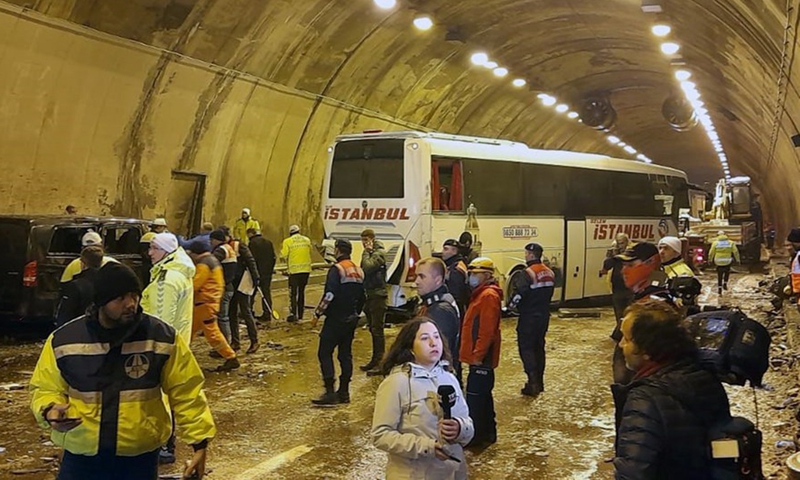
[29,311,216,456]
[60,256,118,283]
[662,258,695,279]
[709,235,740,267]
[281,234,313,275]
[233,218,260,245]
[141,248,195,344]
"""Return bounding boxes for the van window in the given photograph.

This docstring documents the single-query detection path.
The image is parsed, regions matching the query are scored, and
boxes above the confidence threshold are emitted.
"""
[330,139,405,198]
[49,226,96,254]
[104,226,141,254]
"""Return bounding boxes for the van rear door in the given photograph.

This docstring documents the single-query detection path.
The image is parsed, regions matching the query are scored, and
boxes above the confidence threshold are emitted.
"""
[0,220,31,315]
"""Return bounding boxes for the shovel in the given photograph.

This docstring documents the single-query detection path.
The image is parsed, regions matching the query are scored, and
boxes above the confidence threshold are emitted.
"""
[258,287,280,320]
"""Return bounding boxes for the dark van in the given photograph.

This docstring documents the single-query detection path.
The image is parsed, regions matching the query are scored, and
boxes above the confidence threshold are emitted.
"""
[0,215,150,324]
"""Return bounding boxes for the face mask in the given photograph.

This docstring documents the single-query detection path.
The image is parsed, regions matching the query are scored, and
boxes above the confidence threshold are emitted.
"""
[468,275,481,288]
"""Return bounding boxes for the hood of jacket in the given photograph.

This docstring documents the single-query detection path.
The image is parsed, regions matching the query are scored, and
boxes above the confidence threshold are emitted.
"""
[151,247,196,282]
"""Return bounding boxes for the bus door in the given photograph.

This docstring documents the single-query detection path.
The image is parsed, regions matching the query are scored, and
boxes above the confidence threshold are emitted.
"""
[564,220,586,301]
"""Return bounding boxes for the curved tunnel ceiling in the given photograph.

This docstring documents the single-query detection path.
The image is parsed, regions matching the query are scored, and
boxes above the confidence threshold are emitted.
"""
[1,0,799,237]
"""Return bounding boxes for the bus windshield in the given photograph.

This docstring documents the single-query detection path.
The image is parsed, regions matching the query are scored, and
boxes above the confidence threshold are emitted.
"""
[329,139,405,198]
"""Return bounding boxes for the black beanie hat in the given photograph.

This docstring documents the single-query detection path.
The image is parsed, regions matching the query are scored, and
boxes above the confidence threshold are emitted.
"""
[788,228,800,243]
[188,241,211,255]
[210,230,227,242]
[94,263,142,306]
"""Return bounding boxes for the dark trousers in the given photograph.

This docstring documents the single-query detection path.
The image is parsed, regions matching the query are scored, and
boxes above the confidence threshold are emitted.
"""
[517,314,549,387]
[318,318,358,383]
[365,295,387,362]
[716,265,731,288]
[58,449,159,480]
[229,291,258,345]
[250,274,273,319]
[613,344,634,384]
[611,290,635,385]
[289,273,310,319]
[466,365,497,444]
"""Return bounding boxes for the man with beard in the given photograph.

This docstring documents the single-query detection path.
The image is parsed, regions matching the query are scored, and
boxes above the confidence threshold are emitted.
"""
[30,263,216,479]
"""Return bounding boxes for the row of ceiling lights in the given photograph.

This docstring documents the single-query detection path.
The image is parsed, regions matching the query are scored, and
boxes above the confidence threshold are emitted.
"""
[372,0,651,163]
[651,24,730,180]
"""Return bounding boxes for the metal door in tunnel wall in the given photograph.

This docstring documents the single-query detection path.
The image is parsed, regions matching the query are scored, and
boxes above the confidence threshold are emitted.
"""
[166,171,206,238]
[565,220,586,301]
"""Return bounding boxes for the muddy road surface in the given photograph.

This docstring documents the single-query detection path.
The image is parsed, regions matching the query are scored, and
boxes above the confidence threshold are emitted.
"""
[0,270,795,479]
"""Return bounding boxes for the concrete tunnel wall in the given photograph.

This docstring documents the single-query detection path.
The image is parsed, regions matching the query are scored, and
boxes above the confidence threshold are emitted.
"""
[1,0,800,243]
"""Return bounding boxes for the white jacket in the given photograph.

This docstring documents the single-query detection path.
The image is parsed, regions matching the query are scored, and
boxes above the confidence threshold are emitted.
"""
[372,362,474,480]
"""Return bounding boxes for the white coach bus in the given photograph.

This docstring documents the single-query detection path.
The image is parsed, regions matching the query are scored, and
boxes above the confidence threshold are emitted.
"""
[321,130,689,314]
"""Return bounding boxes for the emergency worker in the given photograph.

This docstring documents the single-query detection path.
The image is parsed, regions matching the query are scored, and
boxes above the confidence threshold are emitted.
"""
[140,233,195,345]
[414,257,460,371]
[30,263,215,479]
[210,230,237,346]
[657,236,695,278]
[61,231,119,283]
[232,208,260,245]
[787,228,800,310]
[282,225,313,322]
[311,239,366,406]
[600,234,634,325]
[460,257,502,447]
[359,229,388,376]
[150,218,169,234]
[187,242,239,372]
[709,231,740,294]
[506,243,555,397]
[56,246,103,327]
[139,232,156,285]
[442,239,470,316]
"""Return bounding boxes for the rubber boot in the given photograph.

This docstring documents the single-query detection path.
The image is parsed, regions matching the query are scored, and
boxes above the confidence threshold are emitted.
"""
[311,378,338,405]
[337,377,350,404]
[366,336,385,376]
[521,374,543,397]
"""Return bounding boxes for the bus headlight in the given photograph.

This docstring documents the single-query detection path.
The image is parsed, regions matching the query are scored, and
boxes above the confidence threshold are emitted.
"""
[409,142,419,150]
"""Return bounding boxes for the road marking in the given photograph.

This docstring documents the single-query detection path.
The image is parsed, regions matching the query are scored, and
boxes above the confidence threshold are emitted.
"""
[234,444,313,480]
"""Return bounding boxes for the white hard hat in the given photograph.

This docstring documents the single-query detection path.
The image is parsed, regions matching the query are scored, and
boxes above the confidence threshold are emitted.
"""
[289,225,300,234]
[82,231,103,247]
[242,208,251,215]
[153,218,168,227]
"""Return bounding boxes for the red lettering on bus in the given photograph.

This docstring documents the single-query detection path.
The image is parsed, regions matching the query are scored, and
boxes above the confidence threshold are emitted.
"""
[350,209,361,220]
[374,208,386,220]
[362,209,373,220]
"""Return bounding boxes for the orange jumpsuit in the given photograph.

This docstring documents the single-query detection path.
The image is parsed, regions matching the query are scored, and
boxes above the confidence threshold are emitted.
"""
[192,253,236,360]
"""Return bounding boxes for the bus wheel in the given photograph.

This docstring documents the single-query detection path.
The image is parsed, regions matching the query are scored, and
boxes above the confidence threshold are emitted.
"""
[504,267,527,317]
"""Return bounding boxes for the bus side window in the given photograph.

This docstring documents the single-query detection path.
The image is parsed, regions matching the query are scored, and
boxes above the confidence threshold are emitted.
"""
[432,158,464,212]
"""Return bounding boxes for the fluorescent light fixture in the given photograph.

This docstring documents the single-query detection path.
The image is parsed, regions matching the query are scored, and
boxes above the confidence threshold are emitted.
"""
[512,78,527,87]
[607,136,621,144]
[484,61,498,69]
[471,52,489,66]
[680,81,696,91]
[493,67,509,77]
[652,24,671,37]
[374,0,397,9]
[624,146,637,154]
[555,104,569,113]
[660,42,680,55]
[567,111,579,119]
[413,16,433,31]
[539,95,557,106]
[619,142,628,147]
[675,70,692,81]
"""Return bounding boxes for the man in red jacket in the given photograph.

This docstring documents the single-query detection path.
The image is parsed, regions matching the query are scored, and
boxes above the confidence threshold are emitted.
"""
[460,257,502,448]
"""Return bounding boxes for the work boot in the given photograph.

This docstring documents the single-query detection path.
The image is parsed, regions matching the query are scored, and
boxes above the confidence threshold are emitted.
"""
[158,445,176,465]
[718,287,723,295]
[359,359,378,372]
[311,379,339,406]
[366,367,383,377]
[231,341,241,352]
[723,282,728,291]
[246,342,260,354]
[337,378,350,404]
[287,314,298,324]
[216,357,240,372]
[209,350,223,359]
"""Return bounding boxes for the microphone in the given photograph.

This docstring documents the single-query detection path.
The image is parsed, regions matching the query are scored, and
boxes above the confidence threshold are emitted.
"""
[438,385,456,419]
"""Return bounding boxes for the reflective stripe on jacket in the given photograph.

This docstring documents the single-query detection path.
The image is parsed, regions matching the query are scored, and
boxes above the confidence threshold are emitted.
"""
[662,258,695,279]
[709,236,740,267]
[372,362,473,479]
[29,311,216,456]
[281,234,313,274]
[791,253,800,302]
[141,248,195,344]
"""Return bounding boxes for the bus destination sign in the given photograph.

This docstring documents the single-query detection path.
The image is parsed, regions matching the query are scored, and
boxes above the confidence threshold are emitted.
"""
[503,225,538,239]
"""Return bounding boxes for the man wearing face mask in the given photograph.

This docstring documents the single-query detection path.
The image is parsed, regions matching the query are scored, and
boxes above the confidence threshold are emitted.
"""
[442,239,470,317]
[613,242,675,384]
[460,257,503,448]
[29,263,216,479]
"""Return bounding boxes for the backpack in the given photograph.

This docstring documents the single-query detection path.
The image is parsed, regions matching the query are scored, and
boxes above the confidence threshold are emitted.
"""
[684,309,771,387]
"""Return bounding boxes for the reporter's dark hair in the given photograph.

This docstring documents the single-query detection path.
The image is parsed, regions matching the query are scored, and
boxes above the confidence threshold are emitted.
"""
[379,317,452,375]
[624,299,696,363]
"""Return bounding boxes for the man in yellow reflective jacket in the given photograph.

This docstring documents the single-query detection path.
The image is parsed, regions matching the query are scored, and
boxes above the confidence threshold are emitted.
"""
[30,263,215,480]
[281,225,313,322]
[657,236,695,279]
[709,231,740,294]
[232,207,260,245]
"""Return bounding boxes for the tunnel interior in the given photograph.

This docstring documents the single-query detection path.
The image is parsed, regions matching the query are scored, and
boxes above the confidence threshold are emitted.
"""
[0,0,798,240]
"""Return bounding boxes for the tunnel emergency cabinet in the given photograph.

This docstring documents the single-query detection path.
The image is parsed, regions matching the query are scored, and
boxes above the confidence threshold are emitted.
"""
[322,130,689,312]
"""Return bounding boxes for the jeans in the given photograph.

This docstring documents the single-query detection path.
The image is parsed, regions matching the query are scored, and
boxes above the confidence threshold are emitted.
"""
[289,273,310,319]
[318,317,358,382]
[58,449,159,480]
[229,291,258,345]
[218,289,234,343]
